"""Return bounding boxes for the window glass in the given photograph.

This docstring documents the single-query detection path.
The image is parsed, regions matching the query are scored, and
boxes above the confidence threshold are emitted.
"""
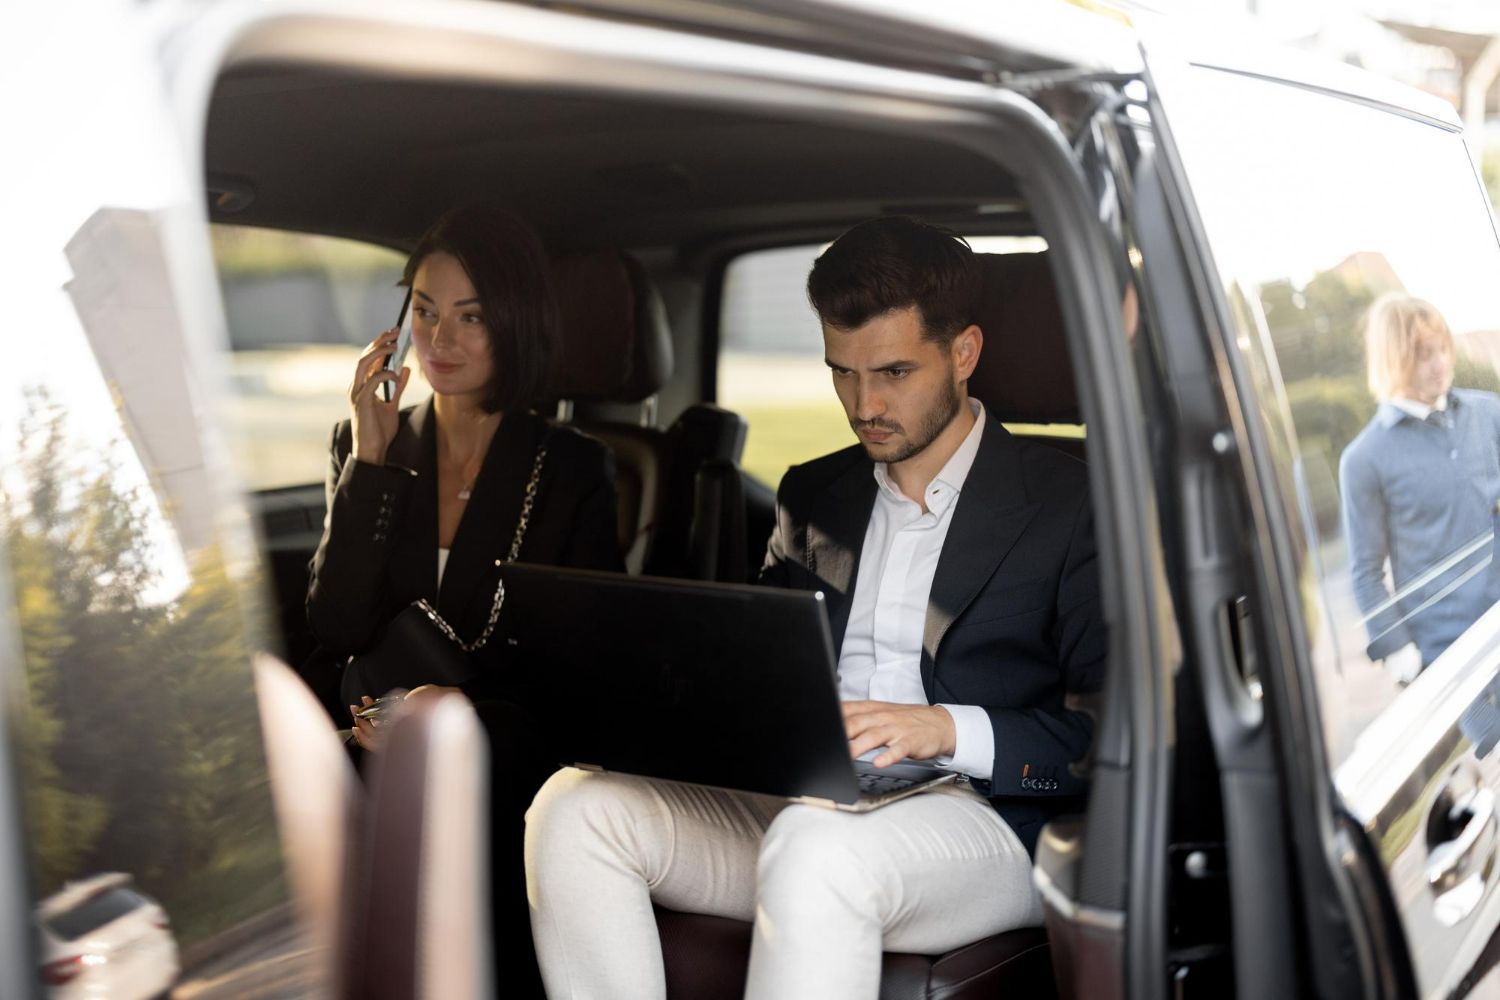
[1,206,291,985]
[212,225,423,490]
[718,236,1049,487]
[1165,68,1500,767]
[44,887,146,941]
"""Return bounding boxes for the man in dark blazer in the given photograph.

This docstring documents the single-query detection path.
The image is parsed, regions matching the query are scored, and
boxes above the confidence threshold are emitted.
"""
[759,389,1102,853]
[525,217,1104,1000]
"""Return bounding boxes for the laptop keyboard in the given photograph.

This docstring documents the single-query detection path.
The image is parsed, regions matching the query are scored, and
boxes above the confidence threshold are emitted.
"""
[857,771,921,796]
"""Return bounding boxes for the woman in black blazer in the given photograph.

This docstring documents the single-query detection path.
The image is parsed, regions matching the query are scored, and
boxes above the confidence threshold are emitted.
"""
[304,206,621,997]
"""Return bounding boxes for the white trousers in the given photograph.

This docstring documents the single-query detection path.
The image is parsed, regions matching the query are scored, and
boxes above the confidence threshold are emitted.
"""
[524,769,1041,1000]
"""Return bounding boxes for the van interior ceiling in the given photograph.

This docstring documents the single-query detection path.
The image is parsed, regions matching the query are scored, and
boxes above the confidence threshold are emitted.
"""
[204,69,1037,256]
[203,61,1072,655]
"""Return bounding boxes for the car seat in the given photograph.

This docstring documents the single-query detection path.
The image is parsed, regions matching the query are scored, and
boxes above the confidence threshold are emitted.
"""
[252,654,493,999]
[548,250,748,579]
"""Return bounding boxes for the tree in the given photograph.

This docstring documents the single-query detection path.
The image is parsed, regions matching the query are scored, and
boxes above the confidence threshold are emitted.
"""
[3,390,284,944]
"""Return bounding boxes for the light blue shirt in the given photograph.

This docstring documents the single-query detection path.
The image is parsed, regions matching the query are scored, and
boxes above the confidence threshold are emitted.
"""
[1338,388,1500,663]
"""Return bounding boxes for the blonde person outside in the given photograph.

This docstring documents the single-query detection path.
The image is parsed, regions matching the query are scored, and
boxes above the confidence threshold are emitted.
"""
[1338,293,1500,683]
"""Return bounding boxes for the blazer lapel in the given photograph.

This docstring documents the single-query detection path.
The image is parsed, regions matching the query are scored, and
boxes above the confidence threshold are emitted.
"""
[921,421,1039,694]
[385,399,439,602]
[437,411,542,622]
[808,458,877,659]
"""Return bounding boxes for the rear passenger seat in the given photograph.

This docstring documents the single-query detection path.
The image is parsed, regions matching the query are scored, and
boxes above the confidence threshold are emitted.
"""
[970,250,1086,463]
[548,250,748,580]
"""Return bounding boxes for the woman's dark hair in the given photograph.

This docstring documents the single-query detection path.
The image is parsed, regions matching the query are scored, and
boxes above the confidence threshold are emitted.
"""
[807,216,980,344]
[401,207,558,412]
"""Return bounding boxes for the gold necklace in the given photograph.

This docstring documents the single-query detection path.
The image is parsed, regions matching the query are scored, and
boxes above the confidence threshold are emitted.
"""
[441,412,501,501]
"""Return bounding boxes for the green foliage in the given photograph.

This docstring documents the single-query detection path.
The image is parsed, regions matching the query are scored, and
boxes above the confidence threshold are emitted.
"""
[1261,271,1373,388]
[1283,374,1374,535]
[1253,269,1380,537]
[6,522,110,889]
[2,390,284,946]
[1483,147,1500,215]
[1285,375,1374,457]
[1455,349,1500,395]
[736,400,855,487]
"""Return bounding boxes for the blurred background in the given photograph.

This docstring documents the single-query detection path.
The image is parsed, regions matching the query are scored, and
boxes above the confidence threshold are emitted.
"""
[1193,0,1500,203]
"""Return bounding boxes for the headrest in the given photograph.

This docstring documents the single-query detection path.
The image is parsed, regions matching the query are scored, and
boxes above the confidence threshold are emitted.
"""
[967,251,1080,425]
[618,254,674,402]
[547,251,673,403]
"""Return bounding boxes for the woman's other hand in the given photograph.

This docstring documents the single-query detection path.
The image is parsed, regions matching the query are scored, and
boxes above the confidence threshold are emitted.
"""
[348,687,462,752]
[349,328,412,465]
[349,695,385,752]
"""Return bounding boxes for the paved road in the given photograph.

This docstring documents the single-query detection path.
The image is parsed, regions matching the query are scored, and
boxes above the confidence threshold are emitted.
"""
[171,920,321,1000]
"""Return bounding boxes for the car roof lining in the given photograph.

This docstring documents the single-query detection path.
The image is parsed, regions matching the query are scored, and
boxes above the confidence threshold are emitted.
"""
[205,66,1032,254]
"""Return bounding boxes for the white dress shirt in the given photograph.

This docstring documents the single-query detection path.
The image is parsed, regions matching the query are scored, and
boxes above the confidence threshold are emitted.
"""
[837,398,996,779]
[1389,394,1448,422]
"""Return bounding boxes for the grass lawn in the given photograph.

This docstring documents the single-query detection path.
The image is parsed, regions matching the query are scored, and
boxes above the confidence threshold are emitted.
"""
[736,402,854,488]
[734,402,1086,488]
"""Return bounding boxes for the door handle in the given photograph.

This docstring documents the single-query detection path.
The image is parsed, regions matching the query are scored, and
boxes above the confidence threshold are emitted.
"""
[1426,786,1496,892]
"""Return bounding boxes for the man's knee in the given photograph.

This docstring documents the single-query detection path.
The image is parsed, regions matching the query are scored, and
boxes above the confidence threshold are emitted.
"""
[757,806,878,910]
[526,768,660,859]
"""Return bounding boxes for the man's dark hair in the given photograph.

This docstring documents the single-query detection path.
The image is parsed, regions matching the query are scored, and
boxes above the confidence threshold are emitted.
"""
[806,216,980,343]
[401,206,558,412]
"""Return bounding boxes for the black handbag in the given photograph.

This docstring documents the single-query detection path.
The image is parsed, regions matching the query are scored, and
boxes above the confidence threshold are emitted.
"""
[341,439,547,704]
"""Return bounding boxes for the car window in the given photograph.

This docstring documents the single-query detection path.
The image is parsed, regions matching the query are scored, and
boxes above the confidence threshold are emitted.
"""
[718,236,1049,488]
[212,225,424,490]
[1163,67,1500,768]
[1,206,292,986]
[44,887,147,941]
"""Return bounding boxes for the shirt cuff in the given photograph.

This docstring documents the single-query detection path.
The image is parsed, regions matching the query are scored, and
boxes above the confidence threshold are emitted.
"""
[935,704,994,781]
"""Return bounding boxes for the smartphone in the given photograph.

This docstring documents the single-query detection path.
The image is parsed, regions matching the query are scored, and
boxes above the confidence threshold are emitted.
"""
[354,694,405,721]
[382,289,415,402]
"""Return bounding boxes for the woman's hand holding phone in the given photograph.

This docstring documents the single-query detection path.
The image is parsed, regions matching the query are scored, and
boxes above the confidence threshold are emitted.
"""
[347,686,462,752]
[349,327,411,465]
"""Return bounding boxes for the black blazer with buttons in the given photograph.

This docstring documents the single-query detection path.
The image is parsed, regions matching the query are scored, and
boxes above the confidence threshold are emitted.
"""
[305,401,623,704]
[759,418,1105,853]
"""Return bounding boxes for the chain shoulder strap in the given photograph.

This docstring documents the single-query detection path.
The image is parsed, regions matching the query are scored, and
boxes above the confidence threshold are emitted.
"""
[416,441,547,654]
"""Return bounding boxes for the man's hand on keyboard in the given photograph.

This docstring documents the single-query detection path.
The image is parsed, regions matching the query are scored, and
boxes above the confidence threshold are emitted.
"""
[842,701,956,769]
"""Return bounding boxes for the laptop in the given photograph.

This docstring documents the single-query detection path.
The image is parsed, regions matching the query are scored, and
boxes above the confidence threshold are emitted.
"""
[496,564,960,810]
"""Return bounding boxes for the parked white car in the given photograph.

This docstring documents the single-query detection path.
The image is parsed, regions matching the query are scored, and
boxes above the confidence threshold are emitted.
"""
[38,875,178,999]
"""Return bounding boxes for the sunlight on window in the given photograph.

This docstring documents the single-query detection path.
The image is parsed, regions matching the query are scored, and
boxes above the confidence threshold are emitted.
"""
[212,226,426,490]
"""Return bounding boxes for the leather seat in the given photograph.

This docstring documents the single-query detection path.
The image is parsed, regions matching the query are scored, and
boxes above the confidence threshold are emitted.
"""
[650,249,1081,998]
[253,653,359,994]
[253,654,492,999]
[344,692,493,999]
[548,250,748,579]
[969,250,1085,463]
[657,908,1055,1000]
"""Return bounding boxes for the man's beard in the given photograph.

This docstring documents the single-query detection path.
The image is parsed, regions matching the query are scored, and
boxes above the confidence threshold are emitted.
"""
[853,375,964,465]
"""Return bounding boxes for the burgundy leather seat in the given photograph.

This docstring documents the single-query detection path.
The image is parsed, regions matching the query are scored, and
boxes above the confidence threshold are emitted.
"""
[548,251,749,580]
[649,249,1077,998]
[657,908,1056,1000]
[969,250,1084,464]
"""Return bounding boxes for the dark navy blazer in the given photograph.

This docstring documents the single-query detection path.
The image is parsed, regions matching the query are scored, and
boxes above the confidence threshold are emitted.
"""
[760,419,1106,853]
